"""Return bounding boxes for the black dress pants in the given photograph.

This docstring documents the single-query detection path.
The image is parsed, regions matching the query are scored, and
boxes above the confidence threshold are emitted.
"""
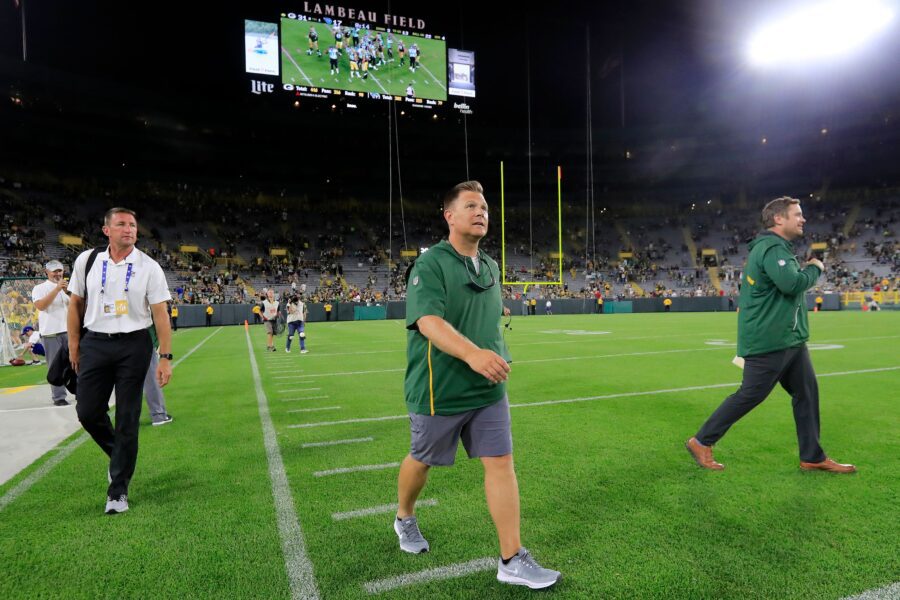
[76,329,153,497]
[695,344,827,463]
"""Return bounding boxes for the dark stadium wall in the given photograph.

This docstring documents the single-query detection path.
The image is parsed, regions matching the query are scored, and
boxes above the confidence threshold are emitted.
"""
[163,295,841,328]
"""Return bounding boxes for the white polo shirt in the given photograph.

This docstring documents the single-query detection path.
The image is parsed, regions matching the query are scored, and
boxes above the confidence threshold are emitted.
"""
[68,246,171,334]
[31,280,70,335]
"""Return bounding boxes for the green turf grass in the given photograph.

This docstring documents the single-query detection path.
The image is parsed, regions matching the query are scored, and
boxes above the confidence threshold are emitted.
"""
[1,313,897,599]
[280,18,448,101]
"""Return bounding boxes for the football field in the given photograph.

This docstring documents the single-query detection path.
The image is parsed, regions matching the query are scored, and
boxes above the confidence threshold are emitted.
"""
[1,312,898,599]
[280,19,448,101]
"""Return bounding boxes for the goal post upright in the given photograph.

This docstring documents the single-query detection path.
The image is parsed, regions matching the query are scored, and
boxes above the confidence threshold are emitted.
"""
[499,161,564,288]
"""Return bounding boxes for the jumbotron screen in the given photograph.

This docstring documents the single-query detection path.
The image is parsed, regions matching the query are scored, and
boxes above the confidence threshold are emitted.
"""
[244,4,474,113]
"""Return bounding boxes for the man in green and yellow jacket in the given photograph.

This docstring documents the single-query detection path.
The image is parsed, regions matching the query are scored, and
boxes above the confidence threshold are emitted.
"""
[393,180,562,590]
[686,197,855,473]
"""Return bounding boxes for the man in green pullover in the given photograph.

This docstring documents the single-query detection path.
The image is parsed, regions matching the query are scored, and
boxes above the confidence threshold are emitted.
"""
[686,197,855,473]
[393,180,562,590]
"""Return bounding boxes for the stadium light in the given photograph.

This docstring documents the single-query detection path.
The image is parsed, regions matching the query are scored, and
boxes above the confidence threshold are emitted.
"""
[747,0,896,67]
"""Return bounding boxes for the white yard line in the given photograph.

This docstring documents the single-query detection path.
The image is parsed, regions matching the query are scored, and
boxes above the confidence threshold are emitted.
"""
[0,404,74,414]
[332,498,437,521]
[0,327,223,512]
[841,582,900,600]
[286,366,900,429]
[367,70,390,95]
[312,462,400,477]
[280,46,313,85]
[417,62,447,91]
[244,327,320,599]
[363,557,496,594]
[301,437,373,448]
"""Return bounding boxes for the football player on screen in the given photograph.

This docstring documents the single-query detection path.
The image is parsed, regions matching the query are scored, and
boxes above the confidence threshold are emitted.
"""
[307,26,321,56]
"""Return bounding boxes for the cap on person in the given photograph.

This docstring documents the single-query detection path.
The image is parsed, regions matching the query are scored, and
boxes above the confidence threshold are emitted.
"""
[22,326,34,334]
[45,260,64,271]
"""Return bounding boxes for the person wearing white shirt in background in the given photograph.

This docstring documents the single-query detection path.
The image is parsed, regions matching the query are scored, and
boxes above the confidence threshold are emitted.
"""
[20,326,45,365]
[67,207,173,515]
[261,289,280,351]
[285,295,309,354]
[31,259,71,406]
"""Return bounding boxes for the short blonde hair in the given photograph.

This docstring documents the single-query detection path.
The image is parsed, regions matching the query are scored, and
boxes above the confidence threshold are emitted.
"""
[443,181,484,211]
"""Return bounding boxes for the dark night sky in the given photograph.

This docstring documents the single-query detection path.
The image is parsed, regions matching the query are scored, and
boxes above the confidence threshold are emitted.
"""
[7,1,897,127]
[2,1,900,196]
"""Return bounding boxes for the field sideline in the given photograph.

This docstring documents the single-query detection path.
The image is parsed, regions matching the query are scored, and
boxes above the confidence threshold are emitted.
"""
[1,312,898,599]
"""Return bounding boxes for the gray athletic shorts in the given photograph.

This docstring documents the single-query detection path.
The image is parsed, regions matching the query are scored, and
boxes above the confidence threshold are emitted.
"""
[409,395,512,466]
[265,320,275,334]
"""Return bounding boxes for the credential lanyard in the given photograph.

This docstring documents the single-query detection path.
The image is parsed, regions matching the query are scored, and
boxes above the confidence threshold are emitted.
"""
[100,261,134,295]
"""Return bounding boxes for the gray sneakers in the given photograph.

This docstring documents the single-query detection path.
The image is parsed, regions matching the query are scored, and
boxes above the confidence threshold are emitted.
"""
[394,516,430,554]
[497,548,561,590]
[105,494,128,515]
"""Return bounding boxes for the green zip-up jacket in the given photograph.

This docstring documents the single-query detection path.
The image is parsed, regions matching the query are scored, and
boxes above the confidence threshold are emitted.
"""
[737,231,823,357]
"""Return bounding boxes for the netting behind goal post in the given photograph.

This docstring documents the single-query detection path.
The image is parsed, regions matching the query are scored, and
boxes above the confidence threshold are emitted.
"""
[0,277,43,366]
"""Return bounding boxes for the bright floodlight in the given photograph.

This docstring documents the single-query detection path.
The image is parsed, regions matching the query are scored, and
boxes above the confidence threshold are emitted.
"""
[748,0,896,67]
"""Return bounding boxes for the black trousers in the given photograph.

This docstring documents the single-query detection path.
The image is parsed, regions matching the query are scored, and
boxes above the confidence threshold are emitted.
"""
[76,329,153,497]
[171,317,178,331]
[206,314,212,326]
[695,344,826,463]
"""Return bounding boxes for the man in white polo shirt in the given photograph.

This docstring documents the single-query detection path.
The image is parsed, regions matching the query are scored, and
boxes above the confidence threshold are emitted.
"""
[67,207,173,515]
[31,259,71,406]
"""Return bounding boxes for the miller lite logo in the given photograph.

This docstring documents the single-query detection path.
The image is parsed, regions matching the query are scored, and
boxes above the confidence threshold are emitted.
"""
[251,80,274,95]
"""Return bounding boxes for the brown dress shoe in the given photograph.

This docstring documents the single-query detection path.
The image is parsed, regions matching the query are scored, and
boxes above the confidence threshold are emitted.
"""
[799,458,857,473]
[686,437,724,470]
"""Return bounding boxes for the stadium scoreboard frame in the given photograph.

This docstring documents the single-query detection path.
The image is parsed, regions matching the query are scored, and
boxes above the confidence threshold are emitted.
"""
[244,4,475,115]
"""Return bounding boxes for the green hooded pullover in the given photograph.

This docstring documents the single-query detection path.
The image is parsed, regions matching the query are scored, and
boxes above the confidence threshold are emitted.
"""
[737,231,823,357]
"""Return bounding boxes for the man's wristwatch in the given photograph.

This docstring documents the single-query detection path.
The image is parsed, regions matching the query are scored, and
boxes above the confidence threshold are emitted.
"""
[158,353,174,360]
